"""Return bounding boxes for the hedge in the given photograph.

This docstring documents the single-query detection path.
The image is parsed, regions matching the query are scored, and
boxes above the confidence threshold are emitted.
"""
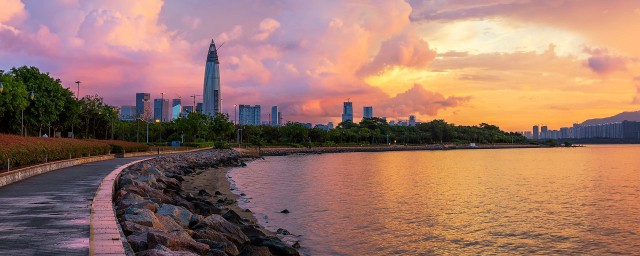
[0,134,147,170]
[89,140,149,154]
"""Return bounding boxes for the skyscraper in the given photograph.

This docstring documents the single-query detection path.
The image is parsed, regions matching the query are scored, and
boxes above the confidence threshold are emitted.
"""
[196,103,203,113]
[533,125,539,140]
[119,105,136,121]
[182,106,194,114]
[135,93,150,120]
[342,101,353,123]
[239,105,261,125]
[363,106,373,119]
[409,115,416,126]
[541,125,548,139]
[154,99,170,122]
[271,106,279,126]
[203,38,221,116]
[172,99,182,120]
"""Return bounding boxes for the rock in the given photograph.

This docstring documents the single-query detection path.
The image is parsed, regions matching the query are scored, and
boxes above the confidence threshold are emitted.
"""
[240,193,246,196]
[276,228,291,236]
[240,225,268,241]
[292,241,300,249]
[253,236,300,256]
[155,215,185,234]
[214,191,223,196]
[238,245,272,256]
[192,233,239,255]
[280,209,290,214]
[205,248,228,256]
[147,230,209,255]
[127,232,149,252]
[156,204,194,228]
[222,210,245,225]
[184,193,197,202]
[123,208,162,228]
[198,189,212,197]
[191,201,221,216]
[193,215,250,244]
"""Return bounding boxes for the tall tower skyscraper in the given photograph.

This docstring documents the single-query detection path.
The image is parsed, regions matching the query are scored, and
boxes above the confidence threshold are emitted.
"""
[203,38,221,116]
[342,101,353,123]
[533,125,539,140]
[239,105,261,125]
[363,106,373,119]
[171,99,182,120]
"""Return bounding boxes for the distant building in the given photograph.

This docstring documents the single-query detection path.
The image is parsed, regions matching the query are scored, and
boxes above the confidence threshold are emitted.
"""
[271,106,280,126]
[203,38,221,116]
[328,122,334,129]
[196,103,203,113]
[533,125,539,140]
[315,122,335,131]
[239,105,261,125]
[342,101,353,123]
[278,112,282,125]
[409,115,416,126]
[182,106,194,114]
[363,106,373,119]
[303,123,313,129]
[172,99,182,120]
[135,93,151,120]
[154,99,170,122]
[119,105,136,121]
[541,125,548,139]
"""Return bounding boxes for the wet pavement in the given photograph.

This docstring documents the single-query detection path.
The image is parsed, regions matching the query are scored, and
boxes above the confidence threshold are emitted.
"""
[0,157,148,256]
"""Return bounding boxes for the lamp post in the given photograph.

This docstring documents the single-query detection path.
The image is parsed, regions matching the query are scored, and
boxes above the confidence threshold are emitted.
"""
[75,81,81,99]
[22,91,35,136]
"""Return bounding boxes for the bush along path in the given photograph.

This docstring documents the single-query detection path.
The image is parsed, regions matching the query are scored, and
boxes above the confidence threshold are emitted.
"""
[115,149,299,256]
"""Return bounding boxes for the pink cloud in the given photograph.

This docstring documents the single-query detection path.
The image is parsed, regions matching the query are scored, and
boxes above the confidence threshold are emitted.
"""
[358,29,436,76]
[582,47,630,75]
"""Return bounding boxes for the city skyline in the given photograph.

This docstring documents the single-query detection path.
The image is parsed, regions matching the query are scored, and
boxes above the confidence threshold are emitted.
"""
[1,1,640,131]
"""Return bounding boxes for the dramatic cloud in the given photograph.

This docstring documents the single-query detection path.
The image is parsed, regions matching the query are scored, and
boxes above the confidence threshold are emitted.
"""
[379,84,470,118]
[358,29,436,76]
[583,47,631,75]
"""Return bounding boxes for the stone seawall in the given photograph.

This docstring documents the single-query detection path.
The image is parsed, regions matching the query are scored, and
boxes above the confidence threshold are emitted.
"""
[114,149,299,256]
[0,155,115,188]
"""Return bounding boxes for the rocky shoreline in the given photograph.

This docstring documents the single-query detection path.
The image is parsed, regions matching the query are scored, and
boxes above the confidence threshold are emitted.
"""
[114,149,299,256]
[255,144,543,156]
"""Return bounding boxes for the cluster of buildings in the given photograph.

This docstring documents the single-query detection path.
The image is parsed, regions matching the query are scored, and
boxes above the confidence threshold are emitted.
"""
[117,37,422,130]
[526,121,640,140]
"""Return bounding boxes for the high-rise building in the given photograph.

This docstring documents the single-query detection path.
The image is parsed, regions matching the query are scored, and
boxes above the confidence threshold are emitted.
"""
[363,106,373,119]
[278,112,282,125]
[409,115,416,126]
[541,125,548,139]
[203,39,221,116]
[533,125,539,140]
[196,103,203,113]
[171,99,182,120]
[154,99,170,122]
[271,106,279,126]
[135,93,151,120]
[119,105,136,121]
[342,101,353,123]
[239,105,261,125]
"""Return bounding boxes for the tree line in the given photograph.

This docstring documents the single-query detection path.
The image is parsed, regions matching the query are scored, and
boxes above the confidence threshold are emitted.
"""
[0,66,527,146]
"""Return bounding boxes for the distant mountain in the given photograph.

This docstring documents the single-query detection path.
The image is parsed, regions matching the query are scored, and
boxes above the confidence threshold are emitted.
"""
[581,110,640,126]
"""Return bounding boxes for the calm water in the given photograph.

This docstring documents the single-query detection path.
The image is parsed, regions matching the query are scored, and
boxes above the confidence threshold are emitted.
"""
[228,145,640,255]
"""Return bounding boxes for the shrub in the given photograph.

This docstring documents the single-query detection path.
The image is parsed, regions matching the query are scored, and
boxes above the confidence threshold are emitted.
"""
[90,140,149,153]
[0,134,111,169]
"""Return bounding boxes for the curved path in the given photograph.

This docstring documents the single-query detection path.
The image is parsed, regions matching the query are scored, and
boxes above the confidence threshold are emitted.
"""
[0,157,149,256]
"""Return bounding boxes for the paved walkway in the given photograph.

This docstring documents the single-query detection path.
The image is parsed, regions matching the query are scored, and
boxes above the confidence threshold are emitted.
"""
[0,157,148,256]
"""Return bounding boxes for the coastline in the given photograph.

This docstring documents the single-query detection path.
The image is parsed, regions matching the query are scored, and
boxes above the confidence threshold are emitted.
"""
[113,149,299,256]
[238,143,545,156]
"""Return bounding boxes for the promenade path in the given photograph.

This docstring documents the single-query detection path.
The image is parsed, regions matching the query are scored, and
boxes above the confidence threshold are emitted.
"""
[0,157,149,255]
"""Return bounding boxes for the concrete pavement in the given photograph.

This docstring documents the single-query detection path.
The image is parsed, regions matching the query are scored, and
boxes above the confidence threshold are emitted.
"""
[0,157,148,256]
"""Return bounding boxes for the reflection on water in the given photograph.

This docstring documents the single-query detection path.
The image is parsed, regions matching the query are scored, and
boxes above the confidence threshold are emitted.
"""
[229,145,640,255]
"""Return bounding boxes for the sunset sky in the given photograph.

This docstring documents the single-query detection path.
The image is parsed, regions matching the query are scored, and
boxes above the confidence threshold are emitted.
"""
[1,0,639,131]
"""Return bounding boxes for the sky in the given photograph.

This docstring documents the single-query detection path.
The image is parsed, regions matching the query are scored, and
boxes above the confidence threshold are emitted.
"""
[1,0,639,131]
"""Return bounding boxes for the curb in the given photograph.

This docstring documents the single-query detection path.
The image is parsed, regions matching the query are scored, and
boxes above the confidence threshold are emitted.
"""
[90,158,152,256]
[0,155,115,188]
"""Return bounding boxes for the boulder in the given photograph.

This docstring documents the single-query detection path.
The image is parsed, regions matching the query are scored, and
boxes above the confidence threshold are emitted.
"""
[127,232,149,252]
[240,225,268,241]
[192,230,239,256]
[191,201,221,216]
[146,230,209,255]
[276,228,291,236]
[253,237,299,256]
[222,210,245,225]
[198,189,212,197]
[123,208,162,228]
[156,204,194,228]
[238,245,273,256]
[193,215,250,244]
